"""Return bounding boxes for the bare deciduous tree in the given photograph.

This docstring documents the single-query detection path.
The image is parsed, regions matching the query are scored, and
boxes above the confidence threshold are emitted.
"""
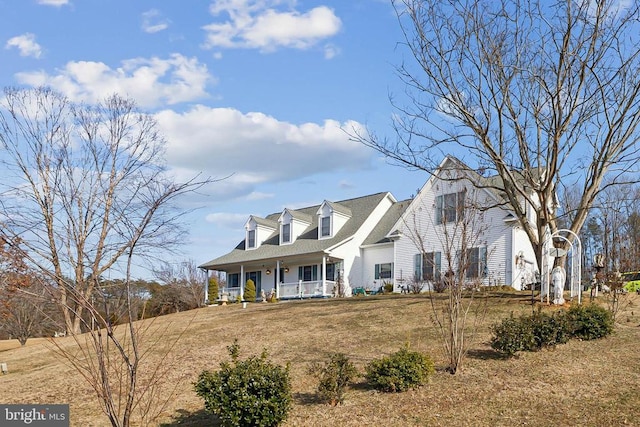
[402,180,489,374]
[152,259,206,310]
[0,87,211,427]
[0,240,57,344]
[353,0,640,270]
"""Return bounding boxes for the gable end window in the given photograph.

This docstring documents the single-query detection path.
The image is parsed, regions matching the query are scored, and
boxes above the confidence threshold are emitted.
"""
[435,190,466,224]
[247,229,256,248]
[320,216,331,237]
[282,223,291,243]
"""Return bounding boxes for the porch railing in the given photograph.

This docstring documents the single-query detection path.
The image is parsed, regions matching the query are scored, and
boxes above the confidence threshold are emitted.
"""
[278,280,335,299]
[220,286,242,300]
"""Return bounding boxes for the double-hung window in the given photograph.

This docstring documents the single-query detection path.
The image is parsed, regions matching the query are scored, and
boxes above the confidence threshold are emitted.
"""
[320,216,331,237]
[414,252,441,281]
[374,263,394,280]
[281,223,291,243]
[466,247,487,279]
[247,229,256,248]
[298,265,318,282]
[227,273,240,288]
[435,190,466,224]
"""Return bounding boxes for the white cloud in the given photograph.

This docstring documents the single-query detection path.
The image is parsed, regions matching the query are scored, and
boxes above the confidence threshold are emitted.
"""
[5,33,42,58]
[142,9,170,34]
[156,105,372,199]
[37,0,69,6]
[202,0,342,53]
[14,54,213,108]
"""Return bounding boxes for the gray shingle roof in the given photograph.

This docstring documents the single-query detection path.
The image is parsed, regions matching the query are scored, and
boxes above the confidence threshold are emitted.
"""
[324,201,352,217]
[250,216,278,229]
[362,198,412,245]
[199,192,390,270]
[284,209,312,224]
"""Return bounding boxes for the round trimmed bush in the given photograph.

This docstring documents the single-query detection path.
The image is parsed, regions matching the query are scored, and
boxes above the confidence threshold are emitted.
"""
[490,314,536,356]
[566,303,614,340]
[194,341,292,427]
[365,345,435,392]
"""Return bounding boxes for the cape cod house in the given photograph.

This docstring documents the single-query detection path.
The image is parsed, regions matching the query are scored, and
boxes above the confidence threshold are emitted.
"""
[199,157,541,301]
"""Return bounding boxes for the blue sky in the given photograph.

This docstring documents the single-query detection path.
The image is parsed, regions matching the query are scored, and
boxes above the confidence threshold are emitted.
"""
[1,0,429,277]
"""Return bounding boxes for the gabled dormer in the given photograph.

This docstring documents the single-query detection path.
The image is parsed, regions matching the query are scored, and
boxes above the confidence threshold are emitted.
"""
[278,209,312,245]
[316,200,352,240]
[244,216,277,250]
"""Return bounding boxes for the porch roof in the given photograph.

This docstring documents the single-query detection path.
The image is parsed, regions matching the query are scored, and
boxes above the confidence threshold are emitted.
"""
[200,192,391,271]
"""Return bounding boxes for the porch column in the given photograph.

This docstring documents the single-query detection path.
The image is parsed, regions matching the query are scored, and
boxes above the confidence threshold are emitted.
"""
[203,269,209,305]
[276,260,281,299]
[240,264,245,300]
[322,255,327,296]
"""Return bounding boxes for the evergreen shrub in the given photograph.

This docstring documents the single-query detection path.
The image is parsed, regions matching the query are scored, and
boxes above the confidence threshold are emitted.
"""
[194,340,292,427]
[365,345,434,392]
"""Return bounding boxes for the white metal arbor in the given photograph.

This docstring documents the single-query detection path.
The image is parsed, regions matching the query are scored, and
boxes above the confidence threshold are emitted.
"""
[541,229,582,304]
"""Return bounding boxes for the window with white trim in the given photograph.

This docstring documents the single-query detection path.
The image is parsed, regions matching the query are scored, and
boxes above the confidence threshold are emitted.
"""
[414,252,441,281]
[227,273,240,288]
[320,216,331,237]
[374,263,394,280]
[298,265,318,282]
[435,190,465,224]
[281,223,291,243]
[466,247,487,279]
[247,229,256,248]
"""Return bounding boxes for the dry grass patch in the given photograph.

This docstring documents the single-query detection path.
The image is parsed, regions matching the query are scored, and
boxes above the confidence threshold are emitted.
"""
[0,292,639,426]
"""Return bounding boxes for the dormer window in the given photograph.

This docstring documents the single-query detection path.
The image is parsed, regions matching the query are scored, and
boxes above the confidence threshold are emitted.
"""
[247,229,256,248]
[317,200,351,240]
[282,223,291,243]
[244,215,277,250]
[320,216,331,237]
[278,208,311,245]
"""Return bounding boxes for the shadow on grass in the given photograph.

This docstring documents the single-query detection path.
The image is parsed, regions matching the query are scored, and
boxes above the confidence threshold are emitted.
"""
[467,348,511,360]
[158,409,221,427]
[294,391,324,405]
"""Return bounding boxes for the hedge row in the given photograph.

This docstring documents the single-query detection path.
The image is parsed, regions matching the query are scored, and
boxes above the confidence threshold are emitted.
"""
[490,304,614,357]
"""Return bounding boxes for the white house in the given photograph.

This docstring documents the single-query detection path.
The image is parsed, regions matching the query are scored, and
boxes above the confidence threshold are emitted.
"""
[199,156,541,301]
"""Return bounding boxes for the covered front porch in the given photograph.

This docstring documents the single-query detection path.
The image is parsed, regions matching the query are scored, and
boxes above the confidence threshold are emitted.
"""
[209,253,344,302]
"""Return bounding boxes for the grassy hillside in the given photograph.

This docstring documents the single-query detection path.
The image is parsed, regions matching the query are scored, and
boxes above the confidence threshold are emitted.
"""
[1,292,639,426]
